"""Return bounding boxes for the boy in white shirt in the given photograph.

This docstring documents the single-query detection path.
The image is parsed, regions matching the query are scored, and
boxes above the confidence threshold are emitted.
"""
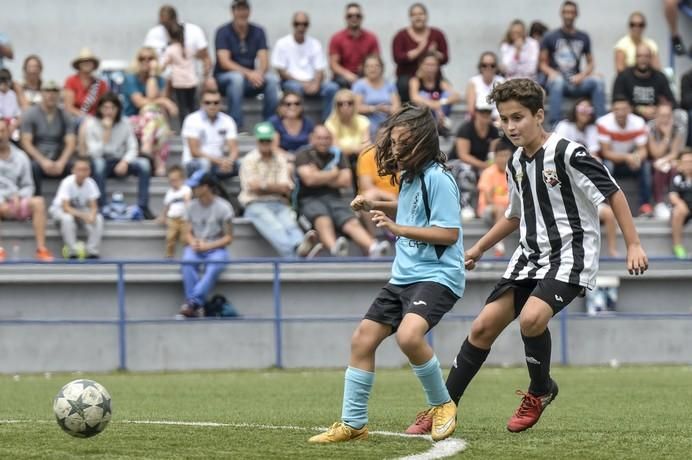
[159,165,191,257]
[49,158,103,259]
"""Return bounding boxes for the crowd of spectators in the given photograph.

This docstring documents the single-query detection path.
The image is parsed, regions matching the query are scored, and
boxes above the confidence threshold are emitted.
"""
[1,0,692,314]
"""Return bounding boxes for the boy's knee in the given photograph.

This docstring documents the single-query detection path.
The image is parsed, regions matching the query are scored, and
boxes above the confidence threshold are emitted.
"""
[519,311,548,336]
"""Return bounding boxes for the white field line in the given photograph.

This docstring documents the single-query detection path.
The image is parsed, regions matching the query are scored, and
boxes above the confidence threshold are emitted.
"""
[1,419,468,459]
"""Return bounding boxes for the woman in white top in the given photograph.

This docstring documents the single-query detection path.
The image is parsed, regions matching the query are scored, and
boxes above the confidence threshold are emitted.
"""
[499,20,540,81]
[465,52,504,119]
[554,98,618,256]
[614,11,661,74]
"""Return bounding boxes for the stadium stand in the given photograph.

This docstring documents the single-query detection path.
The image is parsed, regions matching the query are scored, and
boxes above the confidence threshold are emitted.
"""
[1,0,692,373]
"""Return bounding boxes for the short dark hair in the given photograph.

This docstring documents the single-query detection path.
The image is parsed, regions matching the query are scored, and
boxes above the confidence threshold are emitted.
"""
[167,164,185,176]
[73,156,91,166]
[0,68,12,82]
[562,1,578,11]
[345,3,361,11]
[201,88,221,99]
[529,21,548,39]
[159,5,177,20]
[495,136,516,154]
[409,3,427,15]
[96,92,123,123]
[611,94,630,105]
[487,78,544,115]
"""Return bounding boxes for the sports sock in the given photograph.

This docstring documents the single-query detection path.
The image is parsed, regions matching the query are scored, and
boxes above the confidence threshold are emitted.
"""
[522,328,552,395]
[445,337,490,405]
[341,366,374,429]
[411,355,450,406]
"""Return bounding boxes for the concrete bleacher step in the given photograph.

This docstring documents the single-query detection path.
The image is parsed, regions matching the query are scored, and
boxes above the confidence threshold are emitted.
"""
[1,217,690,260]
[1,260,691,323]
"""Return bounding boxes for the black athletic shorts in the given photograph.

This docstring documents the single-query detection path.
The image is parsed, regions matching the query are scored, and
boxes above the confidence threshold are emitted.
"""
[364,281,459,333]
[485,278,585,318]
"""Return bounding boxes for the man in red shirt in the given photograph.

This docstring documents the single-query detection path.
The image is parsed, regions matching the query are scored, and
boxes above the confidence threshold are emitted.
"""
[328,3,380,89]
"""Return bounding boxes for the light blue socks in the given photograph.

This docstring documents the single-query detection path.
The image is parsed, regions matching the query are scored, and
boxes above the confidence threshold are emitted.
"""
[341,366,374,429]
[411,355,450,406]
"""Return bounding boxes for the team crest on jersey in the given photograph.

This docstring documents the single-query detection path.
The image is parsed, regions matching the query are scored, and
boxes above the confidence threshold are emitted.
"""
[515,170,523,183]
[542,169,561,187]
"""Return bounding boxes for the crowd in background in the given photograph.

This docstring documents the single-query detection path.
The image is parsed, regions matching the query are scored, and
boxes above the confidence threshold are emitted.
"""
[1,0,692,312]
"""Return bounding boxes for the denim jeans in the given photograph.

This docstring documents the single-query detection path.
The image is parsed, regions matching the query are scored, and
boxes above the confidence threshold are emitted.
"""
[184,158,238,179]
[546,75,606,126]
[244,201,304,257]
[92,157,151,208]
[181,246,230,306]
[281,79,339,121]
[215,71,279,128]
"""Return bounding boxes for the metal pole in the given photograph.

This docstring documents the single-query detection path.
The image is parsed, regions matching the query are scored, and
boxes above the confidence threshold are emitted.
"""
[117,263,127,370]
[272,261,283,368]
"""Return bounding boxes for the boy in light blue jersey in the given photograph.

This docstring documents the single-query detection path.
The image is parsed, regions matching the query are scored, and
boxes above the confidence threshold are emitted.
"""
[308,105,464,444]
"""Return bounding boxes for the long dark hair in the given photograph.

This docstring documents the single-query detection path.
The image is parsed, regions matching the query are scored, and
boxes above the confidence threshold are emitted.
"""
[96,92,123,123]
[375,104,446,186]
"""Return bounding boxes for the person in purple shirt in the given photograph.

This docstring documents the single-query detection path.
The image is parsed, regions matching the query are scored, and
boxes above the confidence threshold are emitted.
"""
[213,0,279,129]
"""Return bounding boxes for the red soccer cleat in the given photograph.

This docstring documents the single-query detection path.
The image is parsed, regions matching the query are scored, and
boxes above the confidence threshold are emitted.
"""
[507,380,558,433]
[405,409,432,435]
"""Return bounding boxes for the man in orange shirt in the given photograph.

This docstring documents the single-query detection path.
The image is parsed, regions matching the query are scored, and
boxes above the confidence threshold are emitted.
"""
[477,137,513,256]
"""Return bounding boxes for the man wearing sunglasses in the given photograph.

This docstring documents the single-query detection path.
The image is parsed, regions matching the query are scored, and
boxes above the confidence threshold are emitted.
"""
[271,12,339,121]
[181,89,239,179]
[539,0,606,126]
[328,3,380,89]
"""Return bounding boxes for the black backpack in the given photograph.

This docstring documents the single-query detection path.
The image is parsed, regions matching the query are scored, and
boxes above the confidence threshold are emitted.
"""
[204,294,240,318]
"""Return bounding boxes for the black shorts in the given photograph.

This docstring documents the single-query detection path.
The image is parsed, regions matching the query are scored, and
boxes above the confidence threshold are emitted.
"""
[300,195,356,230]
[365,282,459,333]
[485,278,585,318]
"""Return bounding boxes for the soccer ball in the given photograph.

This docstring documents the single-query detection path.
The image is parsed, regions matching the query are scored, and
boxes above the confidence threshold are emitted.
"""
[53,379,112,437]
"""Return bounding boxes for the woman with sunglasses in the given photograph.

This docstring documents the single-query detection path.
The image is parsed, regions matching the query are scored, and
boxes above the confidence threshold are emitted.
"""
[325,89,371,162]
[555,98,618,257]
[614,12,661,75]
[465,51,505,120]
[121,46,177,176]
[268,91,315,154]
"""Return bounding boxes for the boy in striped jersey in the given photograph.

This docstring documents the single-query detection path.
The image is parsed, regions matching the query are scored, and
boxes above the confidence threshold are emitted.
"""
[406,78,648,435]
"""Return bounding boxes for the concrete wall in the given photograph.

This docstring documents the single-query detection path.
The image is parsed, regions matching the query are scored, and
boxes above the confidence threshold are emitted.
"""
[2,0,691,93]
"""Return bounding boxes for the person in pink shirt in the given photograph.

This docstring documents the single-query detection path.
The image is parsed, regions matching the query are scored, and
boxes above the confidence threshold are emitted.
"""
[328,3,380,89]
[391,3,448,102]
[162,25,200,122]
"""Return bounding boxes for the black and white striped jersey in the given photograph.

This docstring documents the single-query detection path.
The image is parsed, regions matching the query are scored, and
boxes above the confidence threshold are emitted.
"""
[503,133,620,289]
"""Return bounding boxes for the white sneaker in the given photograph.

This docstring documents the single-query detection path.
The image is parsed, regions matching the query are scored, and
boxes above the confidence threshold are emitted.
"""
[296,230,319,257]
[306,243,324,259]
[368,240,391,258]
[331,236,349,257]
[653,202,671,221]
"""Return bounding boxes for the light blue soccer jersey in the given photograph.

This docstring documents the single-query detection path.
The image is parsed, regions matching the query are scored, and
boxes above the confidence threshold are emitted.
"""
[390,162,465,297]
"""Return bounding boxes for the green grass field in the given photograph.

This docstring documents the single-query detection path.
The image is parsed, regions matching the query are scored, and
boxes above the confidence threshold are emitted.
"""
[1,366,691,459]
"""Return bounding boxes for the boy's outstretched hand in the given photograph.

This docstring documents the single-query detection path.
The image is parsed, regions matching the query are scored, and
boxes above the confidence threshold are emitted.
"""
[351,195,373,212]
[627,243,648,275]
[464,245,483,271]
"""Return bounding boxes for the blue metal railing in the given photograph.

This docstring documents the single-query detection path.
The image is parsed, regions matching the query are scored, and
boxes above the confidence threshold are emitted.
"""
[1,256,691,370]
